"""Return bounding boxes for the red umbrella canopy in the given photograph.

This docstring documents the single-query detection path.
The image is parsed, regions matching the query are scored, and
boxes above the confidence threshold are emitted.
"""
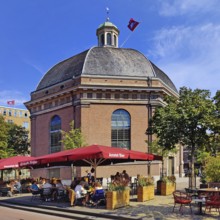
[67,144,156,161]
[19,144,162,170]
[19,148,76,167]
[0,156,35,170]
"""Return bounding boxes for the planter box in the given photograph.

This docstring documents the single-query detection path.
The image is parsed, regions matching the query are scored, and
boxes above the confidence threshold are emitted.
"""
[137,185,155,202]
[106,190,130,210]
[161,182,176,195]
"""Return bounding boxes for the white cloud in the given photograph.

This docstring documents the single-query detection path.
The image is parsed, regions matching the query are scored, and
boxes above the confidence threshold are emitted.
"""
[158,0,219,16]
[0,90,28,108]
[147,23,220,96]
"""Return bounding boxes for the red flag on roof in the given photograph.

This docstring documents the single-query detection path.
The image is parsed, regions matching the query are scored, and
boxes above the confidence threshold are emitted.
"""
[7,100,15,105]
[127,18,139,31]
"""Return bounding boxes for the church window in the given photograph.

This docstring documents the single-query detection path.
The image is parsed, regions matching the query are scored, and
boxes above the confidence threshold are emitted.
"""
[87,93,93,98]
[107,33,111,45]
[100,34,104,46]
[50,115,61,153]
[140,94,147,99]
[123,94,129,99]
[132,94,137,99]
[115,94,120,99]
[105,93,111,99]
[97,93,102,99]
[111,109,131,149]
[114,35,117,46]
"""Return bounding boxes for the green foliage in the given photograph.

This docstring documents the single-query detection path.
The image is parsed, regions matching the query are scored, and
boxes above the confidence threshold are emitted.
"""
[151,87,217,187]
[138,176,154,187]
[204,155,220,182]
[108,176,130,192]
[7,123,30,155]
[61,120,86,150]
[0,116,14,158]
[147,140,178,158]
[161,176,176,184]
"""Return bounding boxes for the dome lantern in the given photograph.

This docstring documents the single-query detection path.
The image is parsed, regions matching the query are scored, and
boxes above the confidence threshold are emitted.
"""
[96,10,119,48]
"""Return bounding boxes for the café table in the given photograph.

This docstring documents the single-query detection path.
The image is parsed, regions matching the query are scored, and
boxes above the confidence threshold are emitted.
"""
[198,188,220,197]
[193,198,206,215]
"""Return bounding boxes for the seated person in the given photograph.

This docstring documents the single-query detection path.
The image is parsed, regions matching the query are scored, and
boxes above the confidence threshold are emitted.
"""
[30,180,42,194]
[74,181,88,205]
[42,179,52,189]
[41,179,53,201]
[90,182,105,204]
[14,180,21,193]
[114,172,121,181]
[4,181,13,197]
[66,187,75,206]
[53,179,65,200]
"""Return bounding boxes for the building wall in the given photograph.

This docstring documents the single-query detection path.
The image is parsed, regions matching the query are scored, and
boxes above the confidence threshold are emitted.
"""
[31,106,74,157]
[81,103,148,152]
[0,106,30,132]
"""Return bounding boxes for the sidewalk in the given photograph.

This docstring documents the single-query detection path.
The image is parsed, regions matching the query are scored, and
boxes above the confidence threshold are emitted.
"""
[0,178,219,220]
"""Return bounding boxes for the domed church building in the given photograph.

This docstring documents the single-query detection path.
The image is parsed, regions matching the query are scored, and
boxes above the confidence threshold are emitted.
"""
[25,18,182,181]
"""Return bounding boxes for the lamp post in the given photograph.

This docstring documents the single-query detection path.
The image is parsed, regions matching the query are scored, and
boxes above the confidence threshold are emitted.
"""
[146,80,153,175]
[147,160,152,176]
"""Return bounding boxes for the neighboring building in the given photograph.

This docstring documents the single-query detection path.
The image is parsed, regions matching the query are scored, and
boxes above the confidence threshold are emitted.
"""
[0,106,31,181]
[25,18,182,181]
[0,106,30,132]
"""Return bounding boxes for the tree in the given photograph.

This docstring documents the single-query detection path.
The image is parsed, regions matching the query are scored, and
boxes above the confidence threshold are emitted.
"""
[61,121,86,150]
[151,87,216,188]
[0,116,14,158]
[7,123,30,155]
[61,120,86,180]
[204,155,220,182]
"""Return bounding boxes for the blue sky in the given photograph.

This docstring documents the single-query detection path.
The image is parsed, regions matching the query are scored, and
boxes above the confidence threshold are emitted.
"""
[0,0,219,109]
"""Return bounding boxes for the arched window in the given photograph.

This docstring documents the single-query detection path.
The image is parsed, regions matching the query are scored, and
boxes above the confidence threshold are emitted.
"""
[107,33,111,45]
[100,34,104,46]
[50,115,61,153]
[114,35,117,46]
[111,109,131,149]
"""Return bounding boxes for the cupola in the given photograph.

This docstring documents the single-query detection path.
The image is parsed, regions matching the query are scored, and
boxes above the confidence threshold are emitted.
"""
[96,11,119,48]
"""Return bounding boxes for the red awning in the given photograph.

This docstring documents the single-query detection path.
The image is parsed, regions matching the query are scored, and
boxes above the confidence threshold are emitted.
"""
[0,156,35,170]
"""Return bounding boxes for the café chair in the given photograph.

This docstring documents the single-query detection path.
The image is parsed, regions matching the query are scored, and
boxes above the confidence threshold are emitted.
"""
[56,189,67,202]
[30,188,41,202]
[0,187,12,197]
[41,188,52,202]
[173,190,192,214]
[90,189,106,207]
[205,195,220,214]
[185,188,198,199]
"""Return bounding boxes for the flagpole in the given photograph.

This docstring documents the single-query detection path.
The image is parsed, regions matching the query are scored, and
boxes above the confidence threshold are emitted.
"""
[120,18,140,48]
[120,32,133,48]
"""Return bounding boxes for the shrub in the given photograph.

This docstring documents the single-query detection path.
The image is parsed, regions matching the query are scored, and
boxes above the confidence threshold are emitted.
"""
[161,176,176,184]
[108,176,130,192]
[204,155,220,182]
[138,176,154,187]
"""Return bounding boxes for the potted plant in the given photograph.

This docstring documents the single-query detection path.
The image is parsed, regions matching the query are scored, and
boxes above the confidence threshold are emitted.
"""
[137,176,155,202]
[160,176,176,195]
[106,176,130,210]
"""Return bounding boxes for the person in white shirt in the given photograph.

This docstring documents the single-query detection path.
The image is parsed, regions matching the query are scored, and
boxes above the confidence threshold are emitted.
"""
[74,181,88,205]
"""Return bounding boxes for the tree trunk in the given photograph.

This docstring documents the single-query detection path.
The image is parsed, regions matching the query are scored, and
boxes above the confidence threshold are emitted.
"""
[190,144,196,188]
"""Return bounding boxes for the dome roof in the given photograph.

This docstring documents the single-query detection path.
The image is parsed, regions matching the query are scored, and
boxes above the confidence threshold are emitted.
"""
[36,47,177,93]
[98,21,118,29]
